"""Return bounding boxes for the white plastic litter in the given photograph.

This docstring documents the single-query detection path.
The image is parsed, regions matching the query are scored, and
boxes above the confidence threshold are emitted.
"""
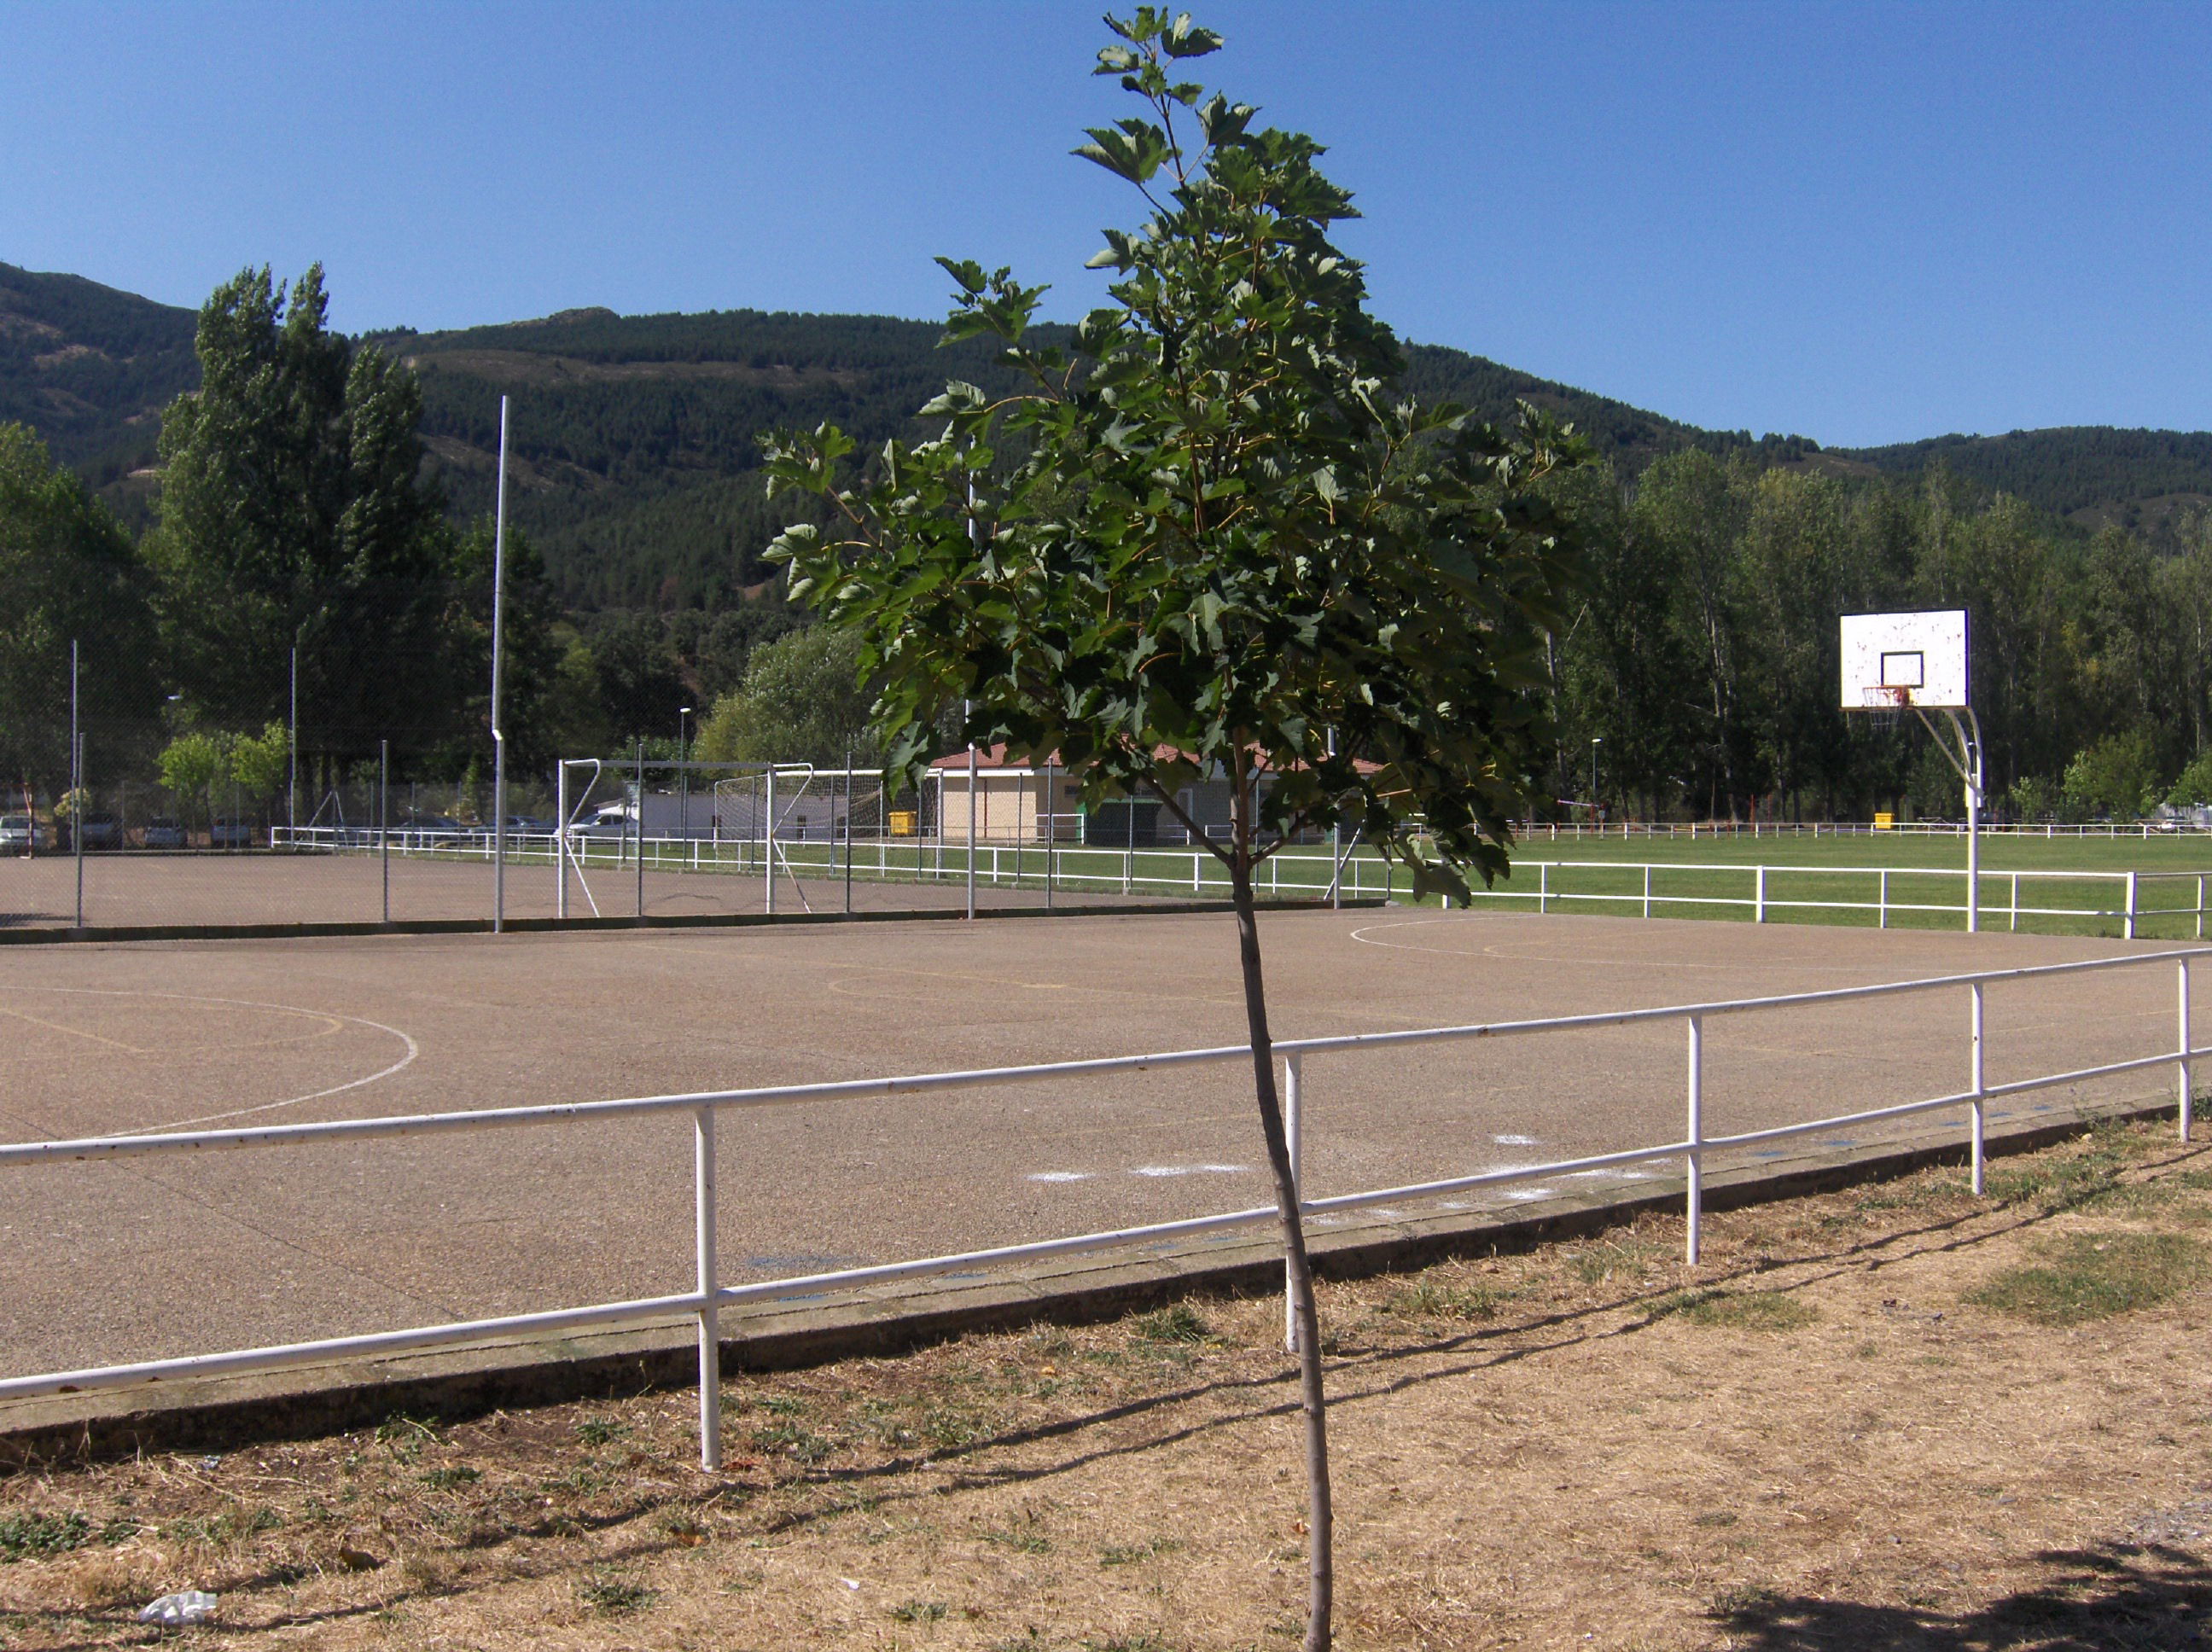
[138,1590,218,1626]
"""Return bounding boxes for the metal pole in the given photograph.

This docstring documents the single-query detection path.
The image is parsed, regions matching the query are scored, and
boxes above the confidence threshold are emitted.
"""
[1755,864,1767,924]
[1685,1015,1704,1265]
[965,702,977,921]
[70,641,83,929]
[843,749,853,915]
[492,395,509,934]
[1970,981,1986,1195]
[635,739,645,919]
[288,643,298,831]
[1045,758,1056,910]
[694,1104,722,1471]
[556,763,568,921]
[2181,958,2195,1144]
[2127,870,2139,941]
[764,765,776,916]
[1284,1051,1303,1353]
[380,740,390,925]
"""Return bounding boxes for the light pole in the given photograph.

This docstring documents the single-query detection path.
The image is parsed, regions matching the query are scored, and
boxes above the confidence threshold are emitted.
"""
[678,707,692,840]
[1590,737,1602,822]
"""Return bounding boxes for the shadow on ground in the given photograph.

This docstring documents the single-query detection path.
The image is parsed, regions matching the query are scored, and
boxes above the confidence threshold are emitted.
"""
[1713,1541,2212,1650]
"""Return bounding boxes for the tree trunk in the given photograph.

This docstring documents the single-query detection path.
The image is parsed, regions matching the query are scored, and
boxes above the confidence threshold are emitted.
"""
[1226,852,1333,1649]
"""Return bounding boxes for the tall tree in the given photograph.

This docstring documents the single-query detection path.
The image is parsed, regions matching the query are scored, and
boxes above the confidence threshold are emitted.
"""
[147,265,458,765]
[765,14,1587,1645]
[0,422,157,794]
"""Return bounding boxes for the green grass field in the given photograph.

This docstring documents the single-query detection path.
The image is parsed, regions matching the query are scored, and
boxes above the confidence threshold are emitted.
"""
[358,825,2212,942]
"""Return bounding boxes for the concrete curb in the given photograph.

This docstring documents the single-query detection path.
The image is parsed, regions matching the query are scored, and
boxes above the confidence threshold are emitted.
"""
[0,1090,2165,1467]
[0,894,1384,948]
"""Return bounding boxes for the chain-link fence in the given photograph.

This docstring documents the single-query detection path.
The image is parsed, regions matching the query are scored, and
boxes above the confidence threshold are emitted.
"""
[3,715,1369,934]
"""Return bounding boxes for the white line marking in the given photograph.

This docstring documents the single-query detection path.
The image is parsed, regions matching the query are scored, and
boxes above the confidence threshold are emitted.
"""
[1131,1163,1250,1178]
[1027,1171,1091,1183]
[1493,1133,1540,1146]
[0,986,418,1134]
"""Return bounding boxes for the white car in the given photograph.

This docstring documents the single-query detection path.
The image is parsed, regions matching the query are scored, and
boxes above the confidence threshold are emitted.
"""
[0,812,42,854]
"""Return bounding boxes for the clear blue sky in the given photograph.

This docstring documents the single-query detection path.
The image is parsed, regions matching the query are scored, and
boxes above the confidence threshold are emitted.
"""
[5,1,2205,447]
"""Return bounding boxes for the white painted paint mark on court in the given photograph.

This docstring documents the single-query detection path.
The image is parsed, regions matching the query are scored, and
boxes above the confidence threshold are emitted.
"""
[1131,1163,1249,1178]
[1493,1133,1540,1146]
[1027,1171,1091,1184]
[0,986,419,1135]
[1501,1187,1556,1201]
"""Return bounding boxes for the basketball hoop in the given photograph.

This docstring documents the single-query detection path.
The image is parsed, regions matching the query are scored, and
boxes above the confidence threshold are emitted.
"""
[1860,683,1912,731]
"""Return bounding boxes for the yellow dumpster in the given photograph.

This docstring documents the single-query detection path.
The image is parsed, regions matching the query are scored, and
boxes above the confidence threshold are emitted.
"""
[889,810,918,837]
[1873,811,1894,830]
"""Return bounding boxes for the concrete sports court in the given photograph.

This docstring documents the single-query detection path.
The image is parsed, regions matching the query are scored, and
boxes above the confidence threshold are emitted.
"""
[0,908,2192,1381]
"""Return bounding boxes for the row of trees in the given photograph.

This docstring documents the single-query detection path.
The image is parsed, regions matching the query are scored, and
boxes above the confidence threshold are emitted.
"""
[1546,453,2212,821]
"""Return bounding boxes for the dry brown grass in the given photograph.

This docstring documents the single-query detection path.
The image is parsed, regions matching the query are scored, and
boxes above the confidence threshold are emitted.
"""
[9,1118,2212,1649]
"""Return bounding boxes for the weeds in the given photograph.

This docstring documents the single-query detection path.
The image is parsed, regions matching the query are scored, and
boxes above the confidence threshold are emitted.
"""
[574,1418,629,1446]
[1132,1303,1211,1344]
[1966,1230,2208,1325]
[578,1572,655,1615]
[1383,1278,1502,1322]
[0,1511,90,1561]
[1099,1537,1183,1567]
[1679,1291,1818,1332]
[890,1598,949,1622]
[421,1465,482,1491]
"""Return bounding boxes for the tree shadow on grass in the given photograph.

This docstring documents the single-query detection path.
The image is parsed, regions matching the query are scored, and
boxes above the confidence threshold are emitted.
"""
[1714,1541,2212,1650]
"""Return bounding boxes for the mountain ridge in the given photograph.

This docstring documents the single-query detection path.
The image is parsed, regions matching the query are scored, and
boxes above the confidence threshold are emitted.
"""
[6,259,2209,607]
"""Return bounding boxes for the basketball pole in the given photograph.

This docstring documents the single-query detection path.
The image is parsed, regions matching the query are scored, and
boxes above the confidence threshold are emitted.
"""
[491,394,509,934]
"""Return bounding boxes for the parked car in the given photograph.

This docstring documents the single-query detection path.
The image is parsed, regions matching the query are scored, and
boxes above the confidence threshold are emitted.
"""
[141,816,189,850]
[74,811,122,850]
[399,813,466,843]
[504,814,557,835]
[210,817,255,849]
[0,812,42,854]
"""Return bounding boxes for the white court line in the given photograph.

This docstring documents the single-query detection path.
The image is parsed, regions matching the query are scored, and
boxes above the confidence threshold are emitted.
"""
[1345,912,1838,969]
[0,986,418,1135]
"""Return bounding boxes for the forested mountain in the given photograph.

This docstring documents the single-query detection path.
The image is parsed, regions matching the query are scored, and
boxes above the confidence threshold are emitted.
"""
[1846,428,2212,544]
[7,260,2211,608]
[6,259,2212,821]
[0,263,198,501]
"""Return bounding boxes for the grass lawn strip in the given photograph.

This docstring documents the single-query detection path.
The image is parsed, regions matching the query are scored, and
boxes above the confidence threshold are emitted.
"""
[6,1118,2212,1648]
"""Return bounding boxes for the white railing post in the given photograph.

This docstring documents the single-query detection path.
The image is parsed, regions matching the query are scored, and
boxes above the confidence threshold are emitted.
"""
[1538,861,1549,915]
[2181,958,2195,1144]
[1685,1015,1704,1265]
[2011,871,2019,934]
[1755,864,1767,924]
[2200,875,2206,941]
[1969,981,1986,1195]
[694,1104,722,1471]
[2127,870,2139,940]
[1283,1051,1303,1353]
[1879,870,1889,930]
[1642,863,1652,919]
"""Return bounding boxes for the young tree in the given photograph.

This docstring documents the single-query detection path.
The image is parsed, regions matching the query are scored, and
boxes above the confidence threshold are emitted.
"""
[764,13,1587,1644]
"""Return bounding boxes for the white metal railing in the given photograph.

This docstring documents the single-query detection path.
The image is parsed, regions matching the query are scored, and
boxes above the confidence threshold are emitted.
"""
[1473,859,2209,940]
[270,827,2209,939]
[2,947,2203,1468]
[1520,818,2212,841]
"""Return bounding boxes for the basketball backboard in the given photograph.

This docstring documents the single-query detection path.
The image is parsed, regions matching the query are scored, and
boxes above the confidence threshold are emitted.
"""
[1839,609,1970,711]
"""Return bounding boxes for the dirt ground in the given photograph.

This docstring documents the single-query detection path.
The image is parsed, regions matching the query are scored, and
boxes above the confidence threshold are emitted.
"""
[8,1117,2212,1649]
